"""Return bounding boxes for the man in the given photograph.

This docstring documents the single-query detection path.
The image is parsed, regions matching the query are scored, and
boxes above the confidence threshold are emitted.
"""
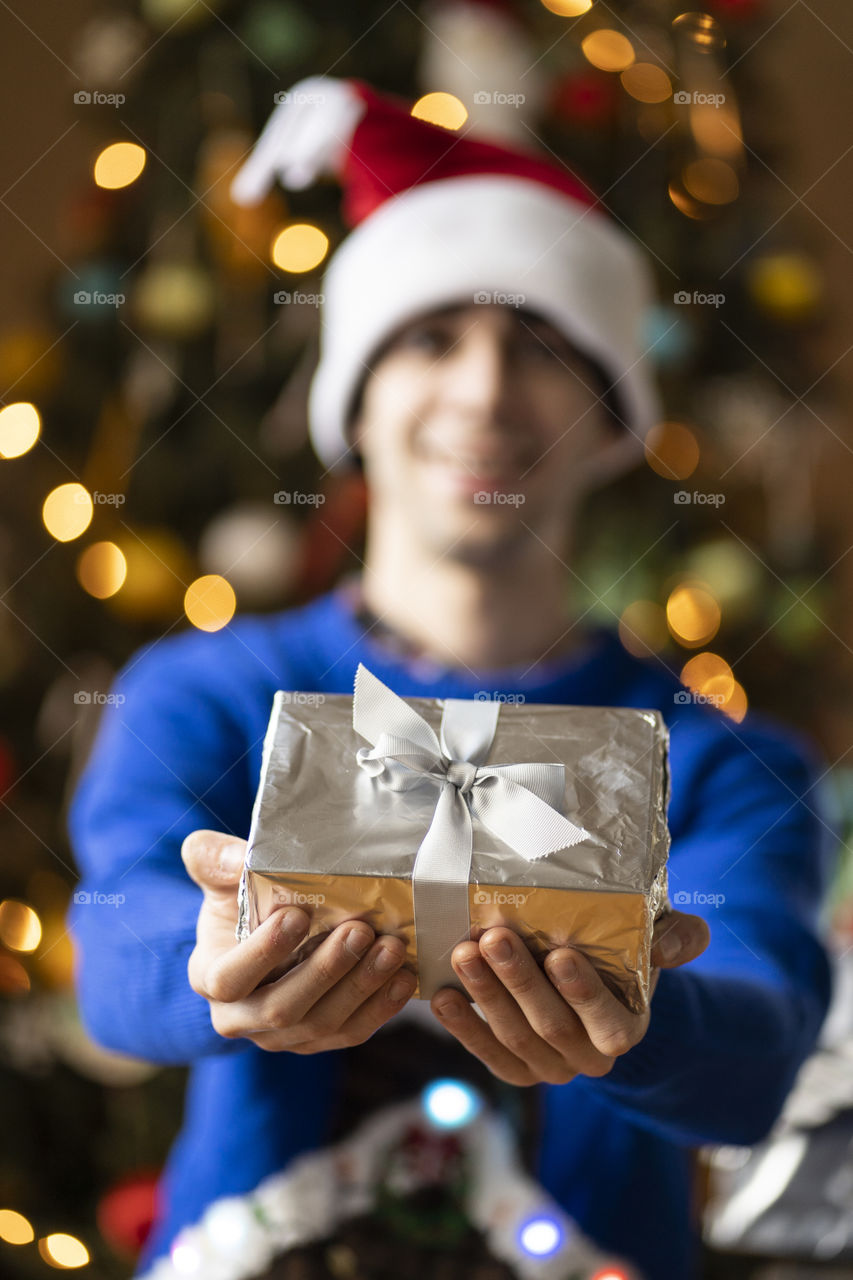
[68,77,834,1280]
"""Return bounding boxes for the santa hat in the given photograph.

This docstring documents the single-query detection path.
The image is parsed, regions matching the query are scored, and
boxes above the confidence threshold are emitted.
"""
[231,75,662,473]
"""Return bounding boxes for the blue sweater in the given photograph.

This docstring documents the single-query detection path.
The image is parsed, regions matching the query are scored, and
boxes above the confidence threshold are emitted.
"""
[67,583,835,1280]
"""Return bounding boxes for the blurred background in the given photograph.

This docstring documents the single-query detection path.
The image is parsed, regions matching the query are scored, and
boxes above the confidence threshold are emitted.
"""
[1,0,853,1277]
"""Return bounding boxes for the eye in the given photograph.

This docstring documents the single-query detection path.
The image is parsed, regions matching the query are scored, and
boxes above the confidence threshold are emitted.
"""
[402,322,454,354]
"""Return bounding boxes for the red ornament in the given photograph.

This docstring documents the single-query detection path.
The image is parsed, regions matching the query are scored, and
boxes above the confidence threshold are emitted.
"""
[96,1170,161,1257]
[549,70,620,128]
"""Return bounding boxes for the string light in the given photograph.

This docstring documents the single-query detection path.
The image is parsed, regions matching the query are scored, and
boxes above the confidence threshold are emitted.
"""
[76,542,127,599]
[672,12,726,52]
[581,30,636,73]
[644,421,700,480]
[540,0,593,14]
[666,582,721,648]
[42,484,93,543]
[271,224,329,272]
[184,575,236,632]
[0,401,40,458]
[93,142,146,190]
[0,1209,34,1245]
[0,900,42,953]
[421,1078,481,1129]
[38,1232,90,1268]
[517,1213,564,1257]
[411,92,467,130]
[621,63,673,104]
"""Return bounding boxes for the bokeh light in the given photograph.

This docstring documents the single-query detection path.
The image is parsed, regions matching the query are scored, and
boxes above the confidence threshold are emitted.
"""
[0,899,42,953]
[581,30,636,73]
[94,142,146,190]
[672,11,726,52]
[38,1232,90,1268]
[76,542,128,599]
[517,1214,564,1257]
[271,223,329,272]
[184,574,236,632]
[540,0,592,14]
[682,157,739,205]
[644,421,700,479]
[621,63,672,104]
[619,601,670,657]
[42,484,93,542]
[0,401,41,458]
[0,1209,34,1245]
[666,582,721,647]
[680,651,735,702]
[422,1078,481,1129]
[411,92,467,130]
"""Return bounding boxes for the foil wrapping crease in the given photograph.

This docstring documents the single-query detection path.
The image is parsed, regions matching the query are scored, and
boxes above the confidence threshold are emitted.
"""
[238,690,671,1012]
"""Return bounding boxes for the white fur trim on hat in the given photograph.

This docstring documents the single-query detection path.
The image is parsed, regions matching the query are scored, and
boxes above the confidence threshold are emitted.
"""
[308,173,662,472]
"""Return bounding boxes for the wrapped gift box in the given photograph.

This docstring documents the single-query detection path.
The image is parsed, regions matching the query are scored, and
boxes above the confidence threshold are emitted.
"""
[237,664,671,1011]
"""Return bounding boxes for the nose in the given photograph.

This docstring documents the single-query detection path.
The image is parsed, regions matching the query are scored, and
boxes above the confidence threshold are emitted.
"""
[439,323,513,423]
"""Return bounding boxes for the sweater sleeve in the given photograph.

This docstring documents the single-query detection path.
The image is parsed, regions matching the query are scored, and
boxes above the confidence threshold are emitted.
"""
[67,633,261,1066]
[578,712,837,1148]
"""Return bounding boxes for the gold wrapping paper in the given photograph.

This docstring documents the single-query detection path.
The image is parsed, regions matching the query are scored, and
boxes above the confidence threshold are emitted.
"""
[238,688,671,1013]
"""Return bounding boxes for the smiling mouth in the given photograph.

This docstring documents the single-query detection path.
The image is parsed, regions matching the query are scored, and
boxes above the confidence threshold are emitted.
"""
[415,437,534,483]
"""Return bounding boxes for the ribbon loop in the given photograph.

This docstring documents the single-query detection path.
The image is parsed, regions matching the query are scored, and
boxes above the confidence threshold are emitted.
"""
[352,663,592,998]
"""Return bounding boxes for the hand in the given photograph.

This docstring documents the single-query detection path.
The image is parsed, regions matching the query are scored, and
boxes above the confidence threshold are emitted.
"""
[181,829,417,1052]
[429,909,710,1086]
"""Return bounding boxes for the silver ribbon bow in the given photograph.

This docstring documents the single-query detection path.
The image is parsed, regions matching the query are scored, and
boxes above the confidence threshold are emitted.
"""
[352,663,591,998]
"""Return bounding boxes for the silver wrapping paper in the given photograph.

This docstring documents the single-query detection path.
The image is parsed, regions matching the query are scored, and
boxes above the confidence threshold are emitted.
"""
[237,688,671,1012]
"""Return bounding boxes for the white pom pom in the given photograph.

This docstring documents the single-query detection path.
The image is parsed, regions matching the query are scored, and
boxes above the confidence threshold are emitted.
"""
[230,75,367,205]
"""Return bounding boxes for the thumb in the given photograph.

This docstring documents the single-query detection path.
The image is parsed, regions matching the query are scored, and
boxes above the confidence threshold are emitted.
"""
[181,829,247,899]
[651,908,711,969]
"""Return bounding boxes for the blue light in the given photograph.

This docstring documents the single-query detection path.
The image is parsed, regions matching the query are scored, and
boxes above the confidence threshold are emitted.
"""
[517,1214,564,1258]
[421,1078,481,1129]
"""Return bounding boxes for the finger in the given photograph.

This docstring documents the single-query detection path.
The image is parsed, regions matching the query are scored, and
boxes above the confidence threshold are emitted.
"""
[289,934,414,1038]
[191,904,310,1003]
[478,930,614,1081]
[545,947,646,1060]
[431,985,538,1087]
[444,939,574,1083]
[181,829,247,902]
[651,909,711,968]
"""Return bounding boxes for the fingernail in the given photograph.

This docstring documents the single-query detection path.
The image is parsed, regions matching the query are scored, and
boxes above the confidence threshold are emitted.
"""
[345,926,372,958]
[484,936,512,963]
[388,975,413,1001]
[280,910,308,945]
[435,999,461,1019]
[218,842,245,874]
[373,944,401,972]
[658,932,682,962]
[552,955,578,984]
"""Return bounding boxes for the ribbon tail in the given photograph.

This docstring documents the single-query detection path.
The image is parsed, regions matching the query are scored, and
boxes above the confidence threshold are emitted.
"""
[470,774,592,861]
[411,782,474,1000]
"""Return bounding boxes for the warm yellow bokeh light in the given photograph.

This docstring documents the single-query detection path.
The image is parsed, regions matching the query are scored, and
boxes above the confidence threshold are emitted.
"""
[184,574,236,632]
[94,142,146,190]
[667,179,715,221]
[0,401,41,458]
[541,0,592,14]
[0,955,31,996]
[681,651,735,700]
[644,421,700,480]
[0,1209,34,1245]
[721,680,748,722]
[672,11,726,52]
[581,29,636,72]
[42,484,93,543]
[618,601,670,658]
[411,92,468,131]
[682,157,739,205]
[271,223,329,273]
[39,1233,90,1269]
[620,63,673,103]
[0,900,42,953]
[76,541,128,599]
[666,583,721,647]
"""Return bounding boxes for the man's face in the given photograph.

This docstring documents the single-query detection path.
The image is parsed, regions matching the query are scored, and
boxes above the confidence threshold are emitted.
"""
[349,303,627,565]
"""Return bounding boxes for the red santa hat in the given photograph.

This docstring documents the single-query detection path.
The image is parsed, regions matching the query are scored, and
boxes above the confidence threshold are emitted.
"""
[231,75,662,472]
